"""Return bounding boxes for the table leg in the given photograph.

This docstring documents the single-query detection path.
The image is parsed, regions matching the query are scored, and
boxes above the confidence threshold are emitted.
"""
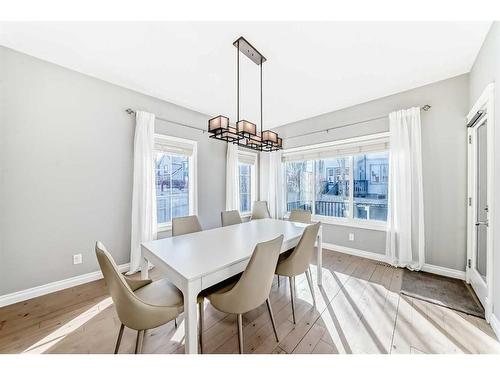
[140,253,149,280]
[317,228,323,286]
[183,280,201,354]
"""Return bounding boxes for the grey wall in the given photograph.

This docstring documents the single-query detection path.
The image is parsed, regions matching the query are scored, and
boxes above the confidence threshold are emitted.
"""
[321,226,386,255]
[0,46,226,295]
[469,22,500,319]
[0,41,479,296]
[274,74,470,270]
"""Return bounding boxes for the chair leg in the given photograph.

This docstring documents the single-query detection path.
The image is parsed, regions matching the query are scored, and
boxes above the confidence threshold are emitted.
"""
[135,330,145,354]
[266,298,279,342]
[142,329,147,353]
[174,318,178,329]
[277,275,280,287]
[114,323,125,354]
[237,314,244,354]
[305,266,316,306]
[198,301,204,354]
[289,276,296,324]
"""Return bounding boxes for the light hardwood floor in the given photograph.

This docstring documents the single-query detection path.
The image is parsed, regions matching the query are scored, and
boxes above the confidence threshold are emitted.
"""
[1,250,499,354]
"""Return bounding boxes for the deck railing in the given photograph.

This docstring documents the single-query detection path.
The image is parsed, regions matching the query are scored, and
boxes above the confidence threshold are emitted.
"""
[286,201,312,212]
[323,180,368,196]
[315,201,346,217]
[286,200,346,217]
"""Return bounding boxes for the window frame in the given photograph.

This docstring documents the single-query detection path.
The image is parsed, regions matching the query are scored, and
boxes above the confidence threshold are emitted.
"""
[282,133,389,231]
[154,134,198,232]
[237,149,258,217]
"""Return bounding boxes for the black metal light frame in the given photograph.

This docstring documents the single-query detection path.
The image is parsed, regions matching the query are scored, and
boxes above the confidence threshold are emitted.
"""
[207,36,282,152]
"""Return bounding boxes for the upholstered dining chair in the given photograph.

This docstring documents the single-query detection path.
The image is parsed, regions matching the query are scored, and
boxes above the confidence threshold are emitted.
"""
[289,209,312,224]
[221,210,242,227]
[203,235,284,354]
[95,242,183,354]
[276,209,311,289]
[172,215,202,237]
[250,201,271,220]
[275,222,320,324]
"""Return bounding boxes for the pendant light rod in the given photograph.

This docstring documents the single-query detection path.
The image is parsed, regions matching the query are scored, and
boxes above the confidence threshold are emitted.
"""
[237,39,240,123]
[260,57,263,135]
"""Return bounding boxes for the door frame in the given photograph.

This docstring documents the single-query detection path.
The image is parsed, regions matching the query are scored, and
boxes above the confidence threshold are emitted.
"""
[466,83,495,322]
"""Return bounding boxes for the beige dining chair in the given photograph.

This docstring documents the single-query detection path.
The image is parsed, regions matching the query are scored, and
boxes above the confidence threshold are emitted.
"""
[172,215,202,237]
[95,242,183,354]
[204,235,284,354]
[250,201,271,220]
[275,222,320,324]
[289,209,312,224]
[275,209,312,288]
[221,210,242,227]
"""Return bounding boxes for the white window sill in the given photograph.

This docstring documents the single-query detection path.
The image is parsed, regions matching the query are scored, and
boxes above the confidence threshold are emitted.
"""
[312,215,387,231]
[157,224,172,233]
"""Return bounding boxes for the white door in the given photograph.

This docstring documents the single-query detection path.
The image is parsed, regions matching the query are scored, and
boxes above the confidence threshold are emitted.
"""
[467,115,489,308]
[466,84,494,321]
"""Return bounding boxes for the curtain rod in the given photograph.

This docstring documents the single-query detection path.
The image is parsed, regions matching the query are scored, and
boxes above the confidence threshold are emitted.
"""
[285,104,431,140]
[126,108,206,134]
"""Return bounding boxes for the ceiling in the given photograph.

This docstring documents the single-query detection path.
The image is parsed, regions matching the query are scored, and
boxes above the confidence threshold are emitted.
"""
[0,22,492,128]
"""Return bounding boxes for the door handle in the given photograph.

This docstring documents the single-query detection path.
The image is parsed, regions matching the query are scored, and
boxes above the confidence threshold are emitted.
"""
[475,221,489,227]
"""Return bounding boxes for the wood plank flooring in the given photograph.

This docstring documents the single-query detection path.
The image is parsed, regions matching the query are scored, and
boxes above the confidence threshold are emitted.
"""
[1,250,499,354]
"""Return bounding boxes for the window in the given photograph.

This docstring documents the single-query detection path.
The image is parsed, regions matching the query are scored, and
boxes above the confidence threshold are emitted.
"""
[353,153,388,221]
[315,156,350,218]
[283,133,389,227]
[239,163,251,213]
[285,160,314,212]
[154,135,197,229]
[238,151,257,215]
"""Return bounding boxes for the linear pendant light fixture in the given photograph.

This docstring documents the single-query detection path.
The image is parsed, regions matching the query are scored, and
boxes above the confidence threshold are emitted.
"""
[208,36,282,152]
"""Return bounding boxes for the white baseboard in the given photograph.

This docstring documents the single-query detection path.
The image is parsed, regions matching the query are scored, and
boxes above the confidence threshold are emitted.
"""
[322,242,390,263]
[0,263,129,308]
[0,246,469,308]
[323,242,466,281]
[421,263,466,280]
[489,313,500,340]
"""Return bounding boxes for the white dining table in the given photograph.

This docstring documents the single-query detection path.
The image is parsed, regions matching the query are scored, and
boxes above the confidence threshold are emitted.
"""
[140,218,322,354]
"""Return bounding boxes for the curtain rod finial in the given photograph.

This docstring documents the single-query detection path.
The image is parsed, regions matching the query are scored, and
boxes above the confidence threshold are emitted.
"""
[126,108,135,115]
[422,105,431,111]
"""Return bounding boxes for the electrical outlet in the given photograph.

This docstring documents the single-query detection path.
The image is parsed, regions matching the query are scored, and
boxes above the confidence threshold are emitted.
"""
[73,253,83,265]
[349,233,355,241]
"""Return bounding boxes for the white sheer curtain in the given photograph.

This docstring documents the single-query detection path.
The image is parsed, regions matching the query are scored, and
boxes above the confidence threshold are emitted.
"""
[260,150,284,219]
[127,111,157,275]
[226,143,240,211]
[386,107,425,270]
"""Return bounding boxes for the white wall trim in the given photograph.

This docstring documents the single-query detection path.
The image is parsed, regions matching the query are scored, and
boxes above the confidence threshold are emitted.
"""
[467,83,494,122]
[0,263,129,308]
[323,242,466,281]
[0,247,469,308]
[315,216,387,231]
[322,242,389,263]
[489,313,500,340]
[421,263,466,280]
[283,131,390,154]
